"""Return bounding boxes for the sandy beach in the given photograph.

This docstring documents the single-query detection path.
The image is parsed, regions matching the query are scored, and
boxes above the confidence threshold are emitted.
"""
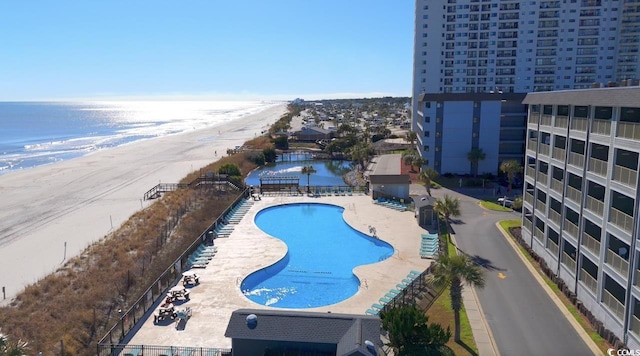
[0,103,288,303]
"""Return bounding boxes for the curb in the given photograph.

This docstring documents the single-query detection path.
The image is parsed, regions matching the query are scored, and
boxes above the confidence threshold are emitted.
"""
[495,222,602,356]
[450,233,500,356]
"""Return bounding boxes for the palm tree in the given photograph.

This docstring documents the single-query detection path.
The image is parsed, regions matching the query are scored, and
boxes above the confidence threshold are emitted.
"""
[429,254,485,342]
[0,330,29,356]
[499,159,523,192]
[405,131,417,146]
[419,167,439,196]
[402,149,419,172]
[467,148,486,177]
[301,165,317,193]
[411,156,427,174]
[433,194,461,238]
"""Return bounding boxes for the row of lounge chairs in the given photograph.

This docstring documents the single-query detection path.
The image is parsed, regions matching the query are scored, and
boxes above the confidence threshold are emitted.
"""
[420,233,439,258]
[311,186,353,196]
[365,270,423,315]
[373,198,408,212]
[215,199,253,237]
[187,245,218,268]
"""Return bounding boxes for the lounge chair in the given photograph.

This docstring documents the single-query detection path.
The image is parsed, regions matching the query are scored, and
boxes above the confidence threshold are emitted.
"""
[123,345,143,356]
[371,303,385,311]
[408,270,422,277]
[388,289,402,295]
[365,308,379,315]
[397,283,408,290]
[379,296,392,304]
[385,292,398,299]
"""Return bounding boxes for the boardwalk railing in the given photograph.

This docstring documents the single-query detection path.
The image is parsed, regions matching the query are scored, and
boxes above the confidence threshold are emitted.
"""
[143,174,235,200]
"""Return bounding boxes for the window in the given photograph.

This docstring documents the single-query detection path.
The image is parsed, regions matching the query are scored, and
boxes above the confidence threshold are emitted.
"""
[424,145,430,152]
[574,106,589,118]
[424,131,430,137]
[425,116,431,123]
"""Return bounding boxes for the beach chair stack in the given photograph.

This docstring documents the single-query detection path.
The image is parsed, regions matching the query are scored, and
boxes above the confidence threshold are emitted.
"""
[420,233,439,258]
[365,270,420,316]
[187,245,218,268]
[373,197,408,212]
[215,199,254,238]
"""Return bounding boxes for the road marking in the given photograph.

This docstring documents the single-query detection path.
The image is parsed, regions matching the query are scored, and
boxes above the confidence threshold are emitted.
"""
[497,272,506,279]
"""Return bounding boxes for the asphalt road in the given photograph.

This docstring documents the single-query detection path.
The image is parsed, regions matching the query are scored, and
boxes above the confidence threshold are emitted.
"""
[430,188,595,355]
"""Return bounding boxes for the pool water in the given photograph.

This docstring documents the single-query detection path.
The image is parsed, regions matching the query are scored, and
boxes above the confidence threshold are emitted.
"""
[244,159,353,187]
[241,203,394,308]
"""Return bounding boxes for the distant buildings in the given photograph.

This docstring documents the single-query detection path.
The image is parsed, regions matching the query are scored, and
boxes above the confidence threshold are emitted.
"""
[521,86,640,347]
[411,0,640,174]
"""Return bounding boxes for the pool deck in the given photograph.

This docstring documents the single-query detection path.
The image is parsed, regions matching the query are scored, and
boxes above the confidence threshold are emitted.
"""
[127,193,433,349]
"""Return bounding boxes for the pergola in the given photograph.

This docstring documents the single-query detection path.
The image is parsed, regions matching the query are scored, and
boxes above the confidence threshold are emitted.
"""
[259,176,300,193]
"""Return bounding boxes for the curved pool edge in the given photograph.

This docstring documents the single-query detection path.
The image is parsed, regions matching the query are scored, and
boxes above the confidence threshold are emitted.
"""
[240,202,395,309]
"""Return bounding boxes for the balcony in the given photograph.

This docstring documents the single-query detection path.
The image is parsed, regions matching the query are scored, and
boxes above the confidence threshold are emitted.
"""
[618,122,640,140]
[571,117,589,132]
[635,269,640,288]
[555,116,568,128]
[549,209,561,225]
[535,227,544,242]
[561,252,577,271]
[526,167,536,179]
[613,165,638,188]
[528,139,538,152]
[588,157,608,176]
[569,152,585,168]
[552,147,566,161]
[585,195,604,216]
[537,171,548,185]
[631,315,640,340]
[579,269,598,294]
[536,200,547,213]
[564,219,579,238]
[602,289,625,320]
[524,219,533,232]
[529,115,539,125]
[525,192,535,205]
[541,114,552,126]
[591,119,612,135]
[548,239,559,256]
[607,249,630,276]
[566,186,582,204]
[551,178,564,194]
[539,143,550,156]
[582,232,601,255]
[609,207,634,234]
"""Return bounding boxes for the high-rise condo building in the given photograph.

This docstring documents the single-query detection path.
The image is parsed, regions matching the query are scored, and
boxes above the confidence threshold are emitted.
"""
[411,0,640,174]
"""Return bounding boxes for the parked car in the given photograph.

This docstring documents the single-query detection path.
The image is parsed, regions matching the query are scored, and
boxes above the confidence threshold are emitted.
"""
[497,196,514,207]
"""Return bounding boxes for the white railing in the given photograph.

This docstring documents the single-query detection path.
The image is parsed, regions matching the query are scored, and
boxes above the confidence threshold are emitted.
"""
[548,239,559,256]
[539,143,550,156]
[525,192,534,205]
[561,252,577,271]
[524,219,533,232]
[585,195,604,216]
[571,117,589,132]
[541,114,552,126]
[529,115,539,125]
[582,232,601,255]
[549,209,561,225]
[535,227,544,242]
[551,178,564,194]
[591,119,611,135]
[609,207,634,234]
[537,201,547,214]
[526,166,536,179]
[635,269,640,288]
[537,172,548,185]
[602,289,625,320]
[552,147,566,160]
[566,185,582,204]
[564,219,579,238]
[569,152,585,168]
[614,165,638,188]
[618,121,640,140]
[528,139,538,152]
[555,116,568,128]
[579,269,598,294]
[606,249,630,276]
[631,315,640,339]
[588,157,608,176]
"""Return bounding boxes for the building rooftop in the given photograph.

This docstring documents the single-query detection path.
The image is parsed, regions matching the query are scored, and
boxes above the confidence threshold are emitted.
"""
[523,86,640,107]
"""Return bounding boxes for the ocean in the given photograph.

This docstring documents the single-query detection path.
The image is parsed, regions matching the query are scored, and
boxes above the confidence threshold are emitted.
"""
[0,100,281,175]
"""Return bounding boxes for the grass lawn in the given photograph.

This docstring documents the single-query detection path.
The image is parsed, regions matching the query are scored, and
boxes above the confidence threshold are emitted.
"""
[498,220,610,355]
[479,200,513,212]
[424,231,479,355]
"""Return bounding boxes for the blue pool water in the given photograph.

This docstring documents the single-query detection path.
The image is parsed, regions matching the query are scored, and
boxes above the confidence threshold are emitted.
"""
[241,203,394,308]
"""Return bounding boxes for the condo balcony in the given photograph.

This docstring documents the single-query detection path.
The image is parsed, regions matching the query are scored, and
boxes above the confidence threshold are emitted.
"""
[585,195,604,216]
[613,149,639,188]
[609,207,634,233]
[618,121,640,140]
[582,231,601,256]
[540,114,552,126]
[566,185,582,205]
[579,268,598,294]
[606,248,630,277]
[588,157,608,177]
[568,151,585,169]
[539,143,550,157]
[561,251,577,271]
[554,115,568,129]
[547,239,559,256]
[564,218,579,239]
[552,146,566,160]
[549,208,561,226]
[591,119,612,135]
[602,288,626,320]
[571,117,589,132]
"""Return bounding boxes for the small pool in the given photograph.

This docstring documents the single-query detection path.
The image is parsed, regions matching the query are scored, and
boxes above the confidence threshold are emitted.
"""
[241,203,394,308]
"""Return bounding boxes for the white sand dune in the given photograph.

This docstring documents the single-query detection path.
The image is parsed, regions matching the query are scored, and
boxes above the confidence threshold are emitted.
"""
[0,104,287,303]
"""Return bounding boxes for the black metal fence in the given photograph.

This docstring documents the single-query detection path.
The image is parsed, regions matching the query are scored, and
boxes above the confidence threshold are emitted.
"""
[103,345,231,356]
[96,189,250,355]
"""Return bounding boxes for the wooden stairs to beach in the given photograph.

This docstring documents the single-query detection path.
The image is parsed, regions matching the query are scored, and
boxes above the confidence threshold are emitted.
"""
[143,174,241,200]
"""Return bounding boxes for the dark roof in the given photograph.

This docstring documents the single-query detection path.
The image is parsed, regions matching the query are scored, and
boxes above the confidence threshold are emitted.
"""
[294,126,332,135]
[522,87,640,107]
[414,195,436,208]
[369,175,411,185]
[225,309,382,353]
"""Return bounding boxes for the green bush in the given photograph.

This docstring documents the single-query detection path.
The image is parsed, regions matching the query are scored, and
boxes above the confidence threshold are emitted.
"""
[273,136,288,150]
[218,163,241,177]
[245,151,265,165]
[263,147,277,163]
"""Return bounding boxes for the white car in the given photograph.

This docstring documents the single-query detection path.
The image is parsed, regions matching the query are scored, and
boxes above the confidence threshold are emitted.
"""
[497,197,514,207]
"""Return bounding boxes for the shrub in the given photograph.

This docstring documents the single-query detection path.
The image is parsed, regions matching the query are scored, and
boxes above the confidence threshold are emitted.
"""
[263,147,277,163]
[273,136,288,150]
[245,151,266,165]
[512,196,523,211]
[218,163,241,177]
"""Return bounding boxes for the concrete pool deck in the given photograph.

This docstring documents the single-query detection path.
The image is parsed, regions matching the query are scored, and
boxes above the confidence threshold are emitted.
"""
[127,193,433,349]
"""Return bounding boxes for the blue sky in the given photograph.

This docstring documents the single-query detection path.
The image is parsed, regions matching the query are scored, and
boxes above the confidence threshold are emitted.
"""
[0,1,414,101]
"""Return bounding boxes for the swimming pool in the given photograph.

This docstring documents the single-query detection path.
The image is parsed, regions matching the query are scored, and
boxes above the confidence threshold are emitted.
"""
[241,203,394,308]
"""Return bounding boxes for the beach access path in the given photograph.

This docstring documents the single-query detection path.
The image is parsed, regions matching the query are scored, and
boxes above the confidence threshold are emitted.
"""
[0,104,287,303]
